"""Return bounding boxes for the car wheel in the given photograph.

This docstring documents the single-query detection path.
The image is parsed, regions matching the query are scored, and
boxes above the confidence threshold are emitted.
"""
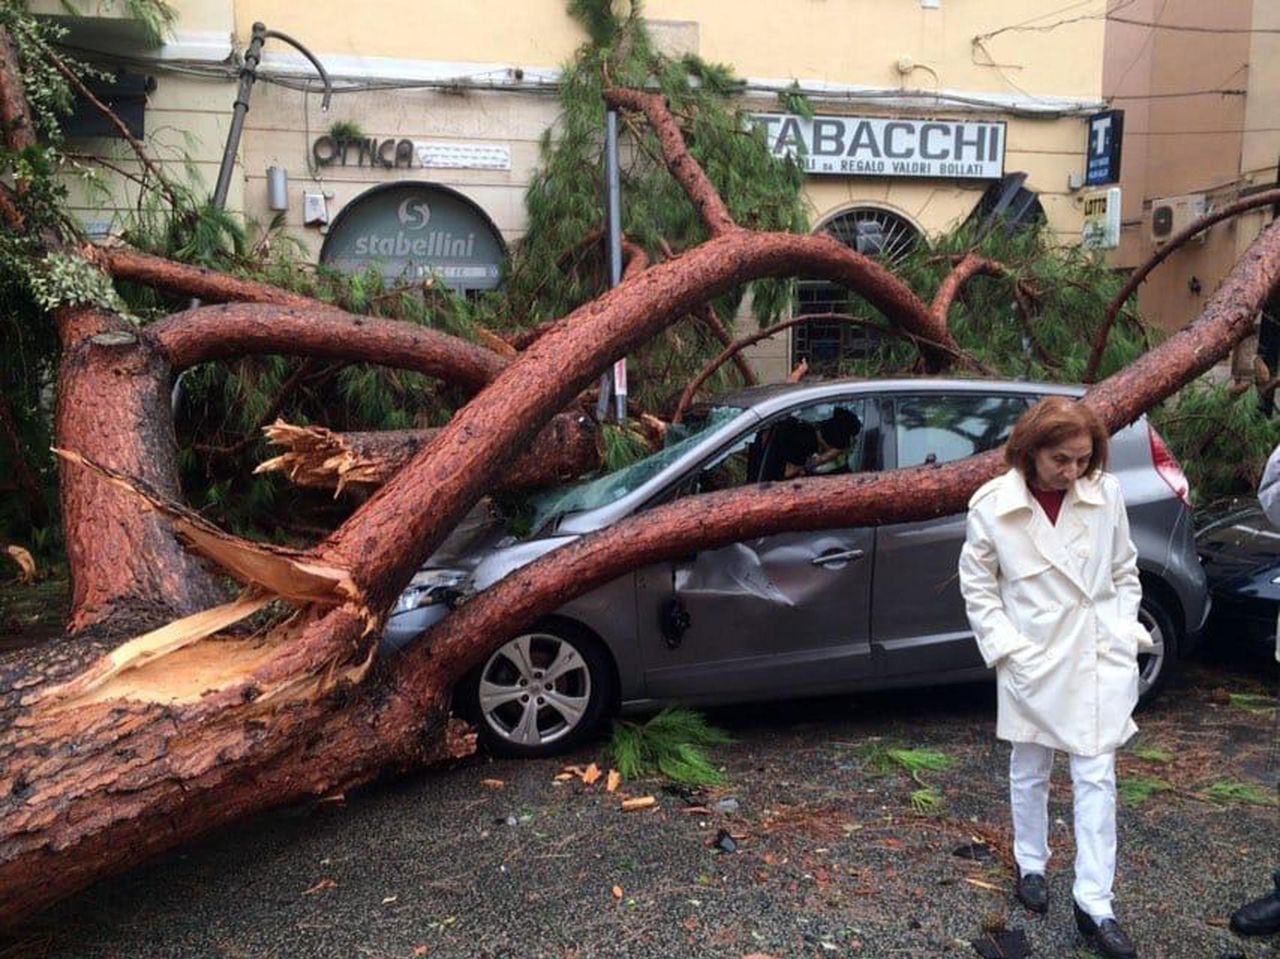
[460,621,614,758]
[1137,592,1180,706]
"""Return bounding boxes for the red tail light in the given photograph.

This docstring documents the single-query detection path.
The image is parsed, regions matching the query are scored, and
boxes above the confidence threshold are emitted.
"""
[1148,425,1191,508]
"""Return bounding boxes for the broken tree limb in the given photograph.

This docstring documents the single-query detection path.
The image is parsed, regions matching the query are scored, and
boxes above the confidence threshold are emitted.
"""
[257,412,601,495]
[54,449,362,611]
[1083,188,1280,382]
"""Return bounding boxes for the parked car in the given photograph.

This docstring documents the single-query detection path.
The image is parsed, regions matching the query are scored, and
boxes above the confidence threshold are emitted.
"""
[1196,499,1280,656]
[385,378,1210,756]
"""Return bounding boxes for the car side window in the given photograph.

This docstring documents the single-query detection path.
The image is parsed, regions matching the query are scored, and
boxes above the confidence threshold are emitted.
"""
[692,398,869,494]
[894,394,1029,468]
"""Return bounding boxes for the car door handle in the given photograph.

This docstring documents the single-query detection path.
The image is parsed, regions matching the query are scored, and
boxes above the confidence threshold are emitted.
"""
[811,548,866,566]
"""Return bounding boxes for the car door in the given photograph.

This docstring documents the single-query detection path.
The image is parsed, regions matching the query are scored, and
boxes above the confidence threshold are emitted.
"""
[635,397,878,703]
[871,392,1031,678]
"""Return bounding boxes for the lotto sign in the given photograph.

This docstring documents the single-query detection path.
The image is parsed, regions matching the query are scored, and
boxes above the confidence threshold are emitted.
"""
[1082,187,1121,250]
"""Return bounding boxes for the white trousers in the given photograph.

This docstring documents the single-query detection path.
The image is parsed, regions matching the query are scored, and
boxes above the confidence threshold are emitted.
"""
[1009,741,1118,920]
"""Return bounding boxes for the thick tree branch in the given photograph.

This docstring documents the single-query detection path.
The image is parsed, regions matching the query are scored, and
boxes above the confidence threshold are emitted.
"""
[1084,188,1280,381]
[604,87,739,238]
[150,302,508,394]
[87,244,315,307]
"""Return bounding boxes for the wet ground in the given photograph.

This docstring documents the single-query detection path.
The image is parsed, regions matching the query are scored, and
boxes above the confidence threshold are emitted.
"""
[3,649,1276,959]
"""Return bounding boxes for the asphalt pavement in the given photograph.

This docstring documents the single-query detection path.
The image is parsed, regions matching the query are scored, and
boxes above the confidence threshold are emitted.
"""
[4,657,1277,959]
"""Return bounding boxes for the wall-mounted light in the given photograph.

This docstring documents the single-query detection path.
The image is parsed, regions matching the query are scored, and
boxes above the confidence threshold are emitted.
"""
[267,166,289,211]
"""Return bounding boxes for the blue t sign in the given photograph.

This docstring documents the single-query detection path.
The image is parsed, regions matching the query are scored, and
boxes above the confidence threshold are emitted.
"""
[1085,110,1124,186]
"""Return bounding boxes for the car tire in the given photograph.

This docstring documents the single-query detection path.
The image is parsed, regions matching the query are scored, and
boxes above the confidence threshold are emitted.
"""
[1136,590,1180,707]
[458,620,615,758]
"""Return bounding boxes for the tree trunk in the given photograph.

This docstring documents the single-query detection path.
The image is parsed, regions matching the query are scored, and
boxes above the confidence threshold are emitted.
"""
[56,310,226,634]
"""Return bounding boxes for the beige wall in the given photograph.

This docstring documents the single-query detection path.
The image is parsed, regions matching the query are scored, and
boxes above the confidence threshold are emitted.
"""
[232,0,1103,98]
[1104,0,1261,332]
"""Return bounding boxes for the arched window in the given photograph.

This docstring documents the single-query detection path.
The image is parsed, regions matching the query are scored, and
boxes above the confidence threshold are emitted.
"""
[794,207,924,374]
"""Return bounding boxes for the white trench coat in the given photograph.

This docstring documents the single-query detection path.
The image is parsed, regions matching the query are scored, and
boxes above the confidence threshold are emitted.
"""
[958,469,1153,757]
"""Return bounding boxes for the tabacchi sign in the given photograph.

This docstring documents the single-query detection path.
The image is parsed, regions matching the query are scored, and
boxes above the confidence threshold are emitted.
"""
[753,114,1006,180]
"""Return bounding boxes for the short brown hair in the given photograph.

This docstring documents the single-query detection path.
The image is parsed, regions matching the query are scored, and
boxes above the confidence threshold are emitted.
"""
[1005,396,1109,481]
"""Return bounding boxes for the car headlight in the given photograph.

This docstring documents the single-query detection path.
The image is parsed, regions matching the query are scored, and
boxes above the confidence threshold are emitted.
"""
[392,569,470,614]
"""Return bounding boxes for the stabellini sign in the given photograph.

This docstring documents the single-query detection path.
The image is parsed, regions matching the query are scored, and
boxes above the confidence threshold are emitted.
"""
[320,182,506,292]
[753,113,1006,180]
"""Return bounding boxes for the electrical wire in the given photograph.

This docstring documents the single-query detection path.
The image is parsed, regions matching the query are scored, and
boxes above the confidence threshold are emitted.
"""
[1108,15,1280,34]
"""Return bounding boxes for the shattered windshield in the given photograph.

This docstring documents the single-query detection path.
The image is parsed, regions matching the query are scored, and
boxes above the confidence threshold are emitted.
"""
[529,406,743,534]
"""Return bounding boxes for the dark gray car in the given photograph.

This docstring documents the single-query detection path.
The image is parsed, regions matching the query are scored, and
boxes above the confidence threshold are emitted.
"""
[385,379,1210,756]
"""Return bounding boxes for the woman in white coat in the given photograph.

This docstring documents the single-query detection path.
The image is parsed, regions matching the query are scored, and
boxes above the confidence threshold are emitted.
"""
[959,397,1150,959]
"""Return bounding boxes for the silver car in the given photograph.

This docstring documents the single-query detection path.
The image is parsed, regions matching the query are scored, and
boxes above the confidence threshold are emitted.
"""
[385,379,1210,757]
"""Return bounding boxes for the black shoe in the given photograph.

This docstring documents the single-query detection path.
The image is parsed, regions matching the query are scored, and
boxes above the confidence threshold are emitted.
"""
[1015,870,1048,913]
[1074,902,1137,958]
[1229,869,1280,937]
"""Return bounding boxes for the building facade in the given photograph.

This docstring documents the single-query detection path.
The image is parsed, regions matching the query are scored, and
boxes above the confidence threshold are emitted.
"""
[43,0,1112,380]
[1103,0,1280,365]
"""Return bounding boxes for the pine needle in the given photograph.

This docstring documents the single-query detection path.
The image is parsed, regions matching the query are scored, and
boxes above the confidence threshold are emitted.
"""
[1118,776,1172,806]
[608,707,732,787]
[1202,781,1279,807]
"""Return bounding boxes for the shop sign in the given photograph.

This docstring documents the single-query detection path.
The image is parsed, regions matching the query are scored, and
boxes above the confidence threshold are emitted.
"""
[1081,187,1121,250]
[320,182,506,292]
[753,113,1005,179]
[312,137,512,172]
[1085,110,1123,186]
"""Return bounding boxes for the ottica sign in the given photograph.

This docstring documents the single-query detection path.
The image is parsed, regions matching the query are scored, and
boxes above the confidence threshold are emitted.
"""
[753,113,1005,179]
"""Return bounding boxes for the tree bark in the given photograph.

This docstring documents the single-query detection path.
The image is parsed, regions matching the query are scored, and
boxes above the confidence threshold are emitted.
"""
[86,244,315,308]
[153,302,508,393]
[56,310,228,634]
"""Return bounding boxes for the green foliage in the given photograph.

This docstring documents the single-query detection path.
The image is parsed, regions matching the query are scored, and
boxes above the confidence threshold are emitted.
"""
[909,786,945,814]
[1227,692,1277,715]
[777,81,814,120]
[1146,383,1280,507]
[1202,781,1278,807]
[599,421,652,472]
[608,707,733,786]
[861,744,955,776]
[1130,746,1174,764]
[1118,776,1171,806]
[327,120,366,142]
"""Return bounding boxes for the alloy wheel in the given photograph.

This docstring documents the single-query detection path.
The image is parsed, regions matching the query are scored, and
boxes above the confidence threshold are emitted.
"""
[476,632,593,748]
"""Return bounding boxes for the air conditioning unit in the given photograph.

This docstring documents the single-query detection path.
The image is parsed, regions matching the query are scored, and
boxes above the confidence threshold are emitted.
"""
[1149,193,1208,246]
